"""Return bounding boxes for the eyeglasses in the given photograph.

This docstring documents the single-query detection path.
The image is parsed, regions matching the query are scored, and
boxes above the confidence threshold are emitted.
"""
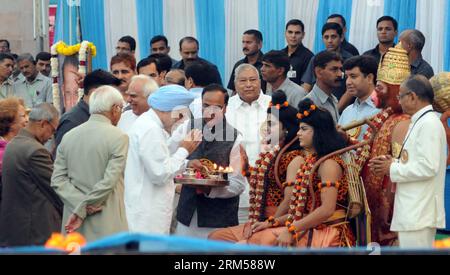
[397,91,412,100]
[46,120,57,133]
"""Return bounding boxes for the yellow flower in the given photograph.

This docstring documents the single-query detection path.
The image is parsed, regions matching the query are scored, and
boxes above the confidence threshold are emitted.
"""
[54,41,97,57]
[91,45,97,57]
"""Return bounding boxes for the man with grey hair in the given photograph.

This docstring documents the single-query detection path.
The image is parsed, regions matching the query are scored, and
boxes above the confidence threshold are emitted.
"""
[52,85,129,242]
[0,103,62,247]
[399,29,434,79]
[54,69,122,151]
[165,69,186,86]
[118,75,159,133]
[369,75,446,248]
[124,85,201,235]
[13,53,52,108]
[226,63,271,224]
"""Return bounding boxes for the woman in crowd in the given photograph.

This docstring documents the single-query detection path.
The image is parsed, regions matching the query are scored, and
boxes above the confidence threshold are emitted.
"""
[0,97,28,208]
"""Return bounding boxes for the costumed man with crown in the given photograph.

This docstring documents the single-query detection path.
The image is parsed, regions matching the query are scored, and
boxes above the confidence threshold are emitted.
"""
[430,72,450,166]
[359,44,412,246]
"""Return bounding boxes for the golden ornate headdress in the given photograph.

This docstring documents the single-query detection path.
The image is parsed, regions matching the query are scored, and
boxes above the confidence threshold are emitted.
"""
[430,72,450,113]
[377,43,411,85]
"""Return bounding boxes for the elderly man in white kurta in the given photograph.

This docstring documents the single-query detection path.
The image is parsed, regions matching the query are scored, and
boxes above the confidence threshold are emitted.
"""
[117,75,158,133]
[370,75,446,248]
[225,64,271,224]
[124,85,202,234]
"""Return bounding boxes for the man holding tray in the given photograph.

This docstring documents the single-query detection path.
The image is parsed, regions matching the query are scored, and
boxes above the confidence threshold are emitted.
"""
[175,84,247,239]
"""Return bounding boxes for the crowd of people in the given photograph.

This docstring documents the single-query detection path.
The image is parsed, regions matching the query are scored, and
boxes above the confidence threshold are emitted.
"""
[0,13,448,250]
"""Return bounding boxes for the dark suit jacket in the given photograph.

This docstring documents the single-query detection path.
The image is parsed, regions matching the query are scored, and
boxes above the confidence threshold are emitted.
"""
[0,129,63,247]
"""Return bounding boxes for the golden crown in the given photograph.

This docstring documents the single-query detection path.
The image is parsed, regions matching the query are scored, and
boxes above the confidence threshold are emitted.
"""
[377,43,411,85]
[430,72,450,113]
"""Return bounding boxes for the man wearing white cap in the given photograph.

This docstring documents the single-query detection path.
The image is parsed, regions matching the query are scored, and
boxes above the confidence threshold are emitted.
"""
[124,85,202,235]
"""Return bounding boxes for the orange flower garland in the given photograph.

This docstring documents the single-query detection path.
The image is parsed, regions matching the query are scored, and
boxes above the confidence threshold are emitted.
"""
[286,153,317,224]
[434,238,450,249]
[317,181,341,190]
[45,232,87,253]
[353,107,394,166]
[248,145,281,224]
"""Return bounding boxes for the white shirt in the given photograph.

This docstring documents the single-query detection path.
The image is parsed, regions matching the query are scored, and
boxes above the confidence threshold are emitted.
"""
[124,109,189,235]
[117,110,139,133]
[225,92,271,208]
[390,105,446,232]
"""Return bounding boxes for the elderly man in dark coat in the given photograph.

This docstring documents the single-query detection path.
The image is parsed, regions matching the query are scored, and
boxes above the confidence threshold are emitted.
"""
[0,103,63,247]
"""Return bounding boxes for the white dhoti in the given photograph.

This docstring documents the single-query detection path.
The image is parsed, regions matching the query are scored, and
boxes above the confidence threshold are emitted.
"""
[397,228,437,249]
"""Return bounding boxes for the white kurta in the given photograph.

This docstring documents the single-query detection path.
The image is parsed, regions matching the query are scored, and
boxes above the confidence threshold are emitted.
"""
[390,105,447,232]
[117,110,139,133]
[124,109,188,234]
[225,92,271,209]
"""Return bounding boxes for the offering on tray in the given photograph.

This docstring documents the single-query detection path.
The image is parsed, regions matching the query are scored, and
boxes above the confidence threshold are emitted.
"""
[175,159,233,187]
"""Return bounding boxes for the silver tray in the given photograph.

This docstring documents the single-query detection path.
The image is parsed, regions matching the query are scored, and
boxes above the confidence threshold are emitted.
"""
[175,177,229,187]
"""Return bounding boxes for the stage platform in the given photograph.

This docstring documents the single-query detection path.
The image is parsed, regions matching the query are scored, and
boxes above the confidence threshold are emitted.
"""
[1,233,449,255]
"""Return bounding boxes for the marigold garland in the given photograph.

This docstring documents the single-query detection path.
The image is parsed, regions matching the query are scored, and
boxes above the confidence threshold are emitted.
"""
[55,41,97,57]
[45,232,86,253]
[286,153,317,223]
[317,181,341,190]
[353,107,394,167]
[50,41,97,112]
[278,109,395,240]
[248,145,281,224]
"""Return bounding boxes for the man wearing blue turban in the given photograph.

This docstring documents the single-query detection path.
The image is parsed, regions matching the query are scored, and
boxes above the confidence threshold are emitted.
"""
[124,85,202,234]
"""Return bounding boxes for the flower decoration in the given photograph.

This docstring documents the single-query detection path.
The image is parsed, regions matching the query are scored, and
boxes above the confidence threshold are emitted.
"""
[353,107,394,167]
[248,145,281,224]
[50,41,97,112]
[54,41,97,57]
[286,153,317,223]
[269,101,289,110]
[45,232,87,253]
[296,105,317,120]
[434,238,450,249]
